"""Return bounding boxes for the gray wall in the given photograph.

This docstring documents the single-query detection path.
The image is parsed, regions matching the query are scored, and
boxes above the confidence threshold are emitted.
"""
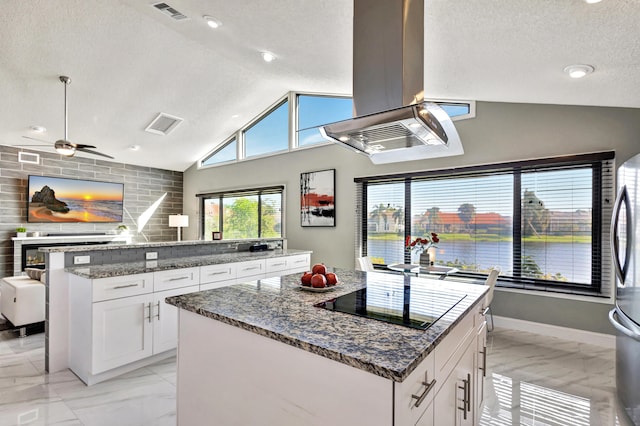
[183,101,640,334]
[0,145,183,279]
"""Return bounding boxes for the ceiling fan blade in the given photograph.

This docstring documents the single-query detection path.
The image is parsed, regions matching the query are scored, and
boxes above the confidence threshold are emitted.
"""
[21,135,52,144]
[73,143,97,149]
[77,147,114,159]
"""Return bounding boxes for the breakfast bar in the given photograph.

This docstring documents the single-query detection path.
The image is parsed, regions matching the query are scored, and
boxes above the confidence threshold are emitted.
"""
[167,268,489,425]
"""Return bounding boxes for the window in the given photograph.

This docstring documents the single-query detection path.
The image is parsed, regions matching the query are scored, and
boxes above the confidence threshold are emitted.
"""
[244,100,289,158]
[356,152,614,294]
[199,186,284,240]
[197,91,474,168]
[201,137,237,166]
[297,95,353,147]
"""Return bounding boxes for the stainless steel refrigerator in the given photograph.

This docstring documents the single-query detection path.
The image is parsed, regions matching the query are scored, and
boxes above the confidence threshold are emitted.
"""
[610,153,640,425]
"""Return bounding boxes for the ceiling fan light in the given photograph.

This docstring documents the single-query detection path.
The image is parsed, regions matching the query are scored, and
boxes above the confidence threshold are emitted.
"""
[54,140,76,156]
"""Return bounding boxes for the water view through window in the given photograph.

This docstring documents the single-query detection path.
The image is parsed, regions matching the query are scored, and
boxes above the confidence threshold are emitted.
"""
[365,167,594,286]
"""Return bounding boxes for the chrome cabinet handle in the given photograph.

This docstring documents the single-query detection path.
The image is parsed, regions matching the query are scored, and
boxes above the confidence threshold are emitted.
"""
[458,373,471,420]
[168,276,190,281]
[208,270,229,276]
[145,302,152,323]
[242,266,260,271]
[113,283,138,290]
[271,262,286,267]
[411,372,436,408]
[155,301,160,320]
[294,259,306,264]
[479,346,487,377]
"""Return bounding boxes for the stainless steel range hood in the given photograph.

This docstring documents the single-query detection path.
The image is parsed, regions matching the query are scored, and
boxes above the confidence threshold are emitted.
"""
[320,0,463,164]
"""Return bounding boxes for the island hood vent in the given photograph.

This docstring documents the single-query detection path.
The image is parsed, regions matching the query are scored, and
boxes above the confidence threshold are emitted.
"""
[320,0,463,164]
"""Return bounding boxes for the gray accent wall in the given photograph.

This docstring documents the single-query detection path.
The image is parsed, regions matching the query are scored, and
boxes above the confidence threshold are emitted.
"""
[0,145,183,279]
[183,101,640,335]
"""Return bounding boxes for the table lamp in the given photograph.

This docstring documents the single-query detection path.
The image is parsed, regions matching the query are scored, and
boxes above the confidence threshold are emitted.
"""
[169,214,189,241]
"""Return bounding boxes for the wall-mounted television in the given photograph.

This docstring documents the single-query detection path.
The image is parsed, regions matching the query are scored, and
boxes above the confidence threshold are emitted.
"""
[27,175,124,223]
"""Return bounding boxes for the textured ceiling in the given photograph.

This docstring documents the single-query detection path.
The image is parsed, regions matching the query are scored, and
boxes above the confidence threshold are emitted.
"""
[1,0,638,171]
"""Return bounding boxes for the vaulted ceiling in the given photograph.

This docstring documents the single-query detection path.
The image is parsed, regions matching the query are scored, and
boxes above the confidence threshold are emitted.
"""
[1,0,638,171]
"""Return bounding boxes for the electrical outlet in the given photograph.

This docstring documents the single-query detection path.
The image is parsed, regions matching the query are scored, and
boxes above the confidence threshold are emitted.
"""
[146,260,158,268]
[146,252,158,260]
[74,255,91,265]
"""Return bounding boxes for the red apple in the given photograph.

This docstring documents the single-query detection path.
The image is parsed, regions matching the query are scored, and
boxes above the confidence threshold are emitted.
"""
[312,263,327,275]
[311,273,327,288]
[301,272,313,286]
[325,272,338,286]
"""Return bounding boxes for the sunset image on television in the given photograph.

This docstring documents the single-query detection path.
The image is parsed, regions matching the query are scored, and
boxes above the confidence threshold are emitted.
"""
[28,176,124,223]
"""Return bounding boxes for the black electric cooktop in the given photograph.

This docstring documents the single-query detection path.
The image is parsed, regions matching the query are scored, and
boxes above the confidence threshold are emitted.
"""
[314,284,466,331]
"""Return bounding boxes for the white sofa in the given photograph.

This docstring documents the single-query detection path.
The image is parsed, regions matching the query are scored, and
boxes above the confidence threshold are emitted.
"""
[0,275,46,336]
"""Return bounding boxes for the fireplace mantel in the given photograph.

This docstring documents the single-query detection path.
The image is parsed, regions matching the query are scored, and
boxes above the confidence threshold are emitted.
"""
[12,234,132,276]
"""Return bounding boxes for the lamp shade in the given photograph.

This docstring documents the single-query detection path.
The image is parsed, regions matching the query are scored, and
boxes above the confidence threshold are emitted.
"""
[169,214,189,227]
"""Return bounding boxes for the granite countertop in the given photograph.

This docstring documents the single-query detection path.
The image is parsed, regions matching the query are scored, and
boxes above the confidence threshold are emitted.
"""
[39,238,282,253]
[65,249,311,279]
[166,268,488,383]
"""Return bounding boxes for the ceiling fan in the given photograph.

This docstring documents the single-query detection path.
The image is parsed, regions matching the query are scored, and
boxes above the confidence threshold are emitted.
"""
[20,76,114,159]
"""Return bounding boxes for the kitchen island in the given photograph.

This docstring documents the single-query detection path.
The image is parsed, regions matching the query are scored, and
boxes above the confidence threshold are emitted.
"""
[166,267,489,425]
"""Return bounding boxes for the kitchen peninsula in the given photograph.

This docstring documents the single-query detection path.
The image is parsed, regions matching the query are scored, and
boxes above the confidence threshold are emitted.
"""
[167,269,489,426]
[39,239,310,383]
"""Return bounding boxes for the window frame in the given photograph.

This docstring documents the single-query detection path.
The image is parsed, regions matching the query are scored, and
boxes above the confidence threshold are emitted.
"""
[197,185,286,241]
[355,151,615,296]
[198,91,476,169]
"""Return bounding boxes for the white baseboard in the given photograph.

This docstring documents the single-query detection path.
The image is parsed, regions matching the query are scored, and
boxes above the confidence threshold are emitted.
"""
[493,315,615,349]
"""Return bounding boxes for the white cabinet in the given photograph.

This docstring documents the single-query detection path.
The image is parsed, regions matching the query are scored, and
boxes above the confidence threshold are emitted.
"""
[475,319,488,425]
[68,252,310,385]
[200,263,236,291]
[91,293,153,374]
[236,259,266,280]
[153,267,199,292]
[153,285,200,353]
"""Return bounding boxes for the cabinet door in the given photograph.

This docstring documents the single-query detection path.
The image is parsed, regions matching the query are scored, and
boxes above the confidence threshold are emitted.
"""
[433,339,476,426]
[92,294,153,374]
[475,321,488,425]
[415,400,434,426]
[153,285,200,354]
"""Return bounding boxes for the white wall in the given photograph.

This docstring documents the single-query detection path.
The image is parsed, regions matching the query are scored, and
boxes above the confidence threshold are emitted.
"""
[183,101,640,333]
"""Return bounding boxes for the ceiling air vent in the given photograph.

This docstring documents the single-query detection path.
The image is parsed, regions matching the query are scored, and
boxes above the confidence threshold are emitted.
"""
[18,151,40,165]
[145,113,184,135]
[152,2,188,20]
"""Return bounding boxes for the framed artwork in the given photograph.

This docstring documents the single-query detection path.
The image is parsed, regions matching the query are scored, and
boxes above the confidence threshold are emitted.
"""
[300,169,335,227]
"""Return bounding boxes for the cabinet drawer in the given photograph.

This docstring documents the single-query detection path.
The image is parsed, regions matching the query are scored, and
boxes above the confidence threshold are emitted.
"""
[200,263,237,284]
[265,257,289,273]
[154,267,200,292]
[92,273,153,302]
[286,254,311,273]
[393,350,436,426]
[236,260,266,279]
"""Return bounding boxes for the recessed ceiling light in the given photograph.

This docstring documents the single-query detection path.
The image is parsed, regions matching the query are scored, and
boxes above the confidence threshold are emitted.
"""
[129,145,141,151]
[30,125,46,133]
[584,0,602,4]
[203,15,221,29]
[261,51,275,63]
[231,114,240,119]
[563,64,594,78]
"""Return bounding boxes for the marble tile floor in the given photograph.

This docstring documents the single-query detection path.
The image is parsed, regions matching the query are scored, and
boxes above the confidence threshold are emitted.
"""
[0,327,632,425]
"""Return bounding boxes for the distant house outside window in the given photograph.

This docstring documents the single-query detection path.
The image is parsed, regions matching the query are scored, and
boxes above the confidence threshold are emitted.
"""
[356,152,614,295]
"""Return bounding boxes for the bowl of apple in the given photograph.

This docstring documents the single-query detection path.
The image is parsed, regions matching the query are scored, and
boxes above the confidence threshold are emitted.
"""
[299,264,339,292]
